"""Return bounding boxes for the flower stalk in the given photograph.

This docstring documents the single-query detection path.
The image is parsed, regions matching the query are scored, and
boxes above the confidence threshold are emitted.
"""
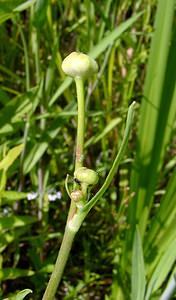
[75,77,85,170]
[42,52,135,300]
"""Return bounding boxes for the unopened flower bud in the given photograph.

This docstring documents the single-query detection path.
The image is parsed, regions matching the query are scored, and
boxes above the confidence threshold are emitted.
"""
[61,52,98,79]
[74,167,99,186]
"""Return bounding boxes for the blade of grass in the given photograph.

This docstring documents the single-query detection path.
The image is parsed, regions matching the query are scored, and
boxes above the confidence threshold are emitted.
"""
[145,169,176,252]
[132,227,146,300]
[85,117,122,148]
[160,275,176,300]
[145,238,176,300]
[128,0,176,240]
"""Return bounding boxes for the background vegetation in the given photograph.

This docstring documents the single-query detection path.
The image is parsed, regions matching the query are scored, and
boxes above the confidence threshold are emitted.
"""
[0,0,176,299]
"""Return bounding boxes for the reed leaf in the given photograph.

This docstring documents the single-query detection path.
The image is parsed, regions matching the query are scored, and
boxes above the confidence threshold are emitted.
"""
[128,0,176,239]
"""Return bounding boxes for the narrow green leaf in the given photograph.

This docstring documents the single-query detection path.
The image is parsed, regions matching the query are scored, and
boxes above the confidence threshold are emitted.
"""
[23,116,63,173]
[128,0,176,239]
[160,275,176,300]
[0,93,32,135]
[89,12,142,59]
[0,191,27,204]
[49,77,72,106]
[39,264,54,273]
[15,289,33,300]
[0,215,36,231]
[146,169,176,251]
[0,144,24,171]
[83,102,136,212]
[0,227,31,253]
[0,0,27,23]
[3,289,33,300]
[0,268,34,280]
[145,238,176,300]
[33,0,49,27]
[23,142,48,174]
[0,89,10,104]
[132,227,146,300]
[0,13,13,24]
[147,217,176,277]
[13,0,37,12]
[85,117,122,148]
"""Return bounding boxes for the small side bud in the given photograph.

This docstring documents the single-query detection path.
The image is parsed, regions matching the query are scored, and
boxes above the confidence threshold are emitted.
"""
[61,52,98,79]
[70,190,84,203]
[74,167,99,186]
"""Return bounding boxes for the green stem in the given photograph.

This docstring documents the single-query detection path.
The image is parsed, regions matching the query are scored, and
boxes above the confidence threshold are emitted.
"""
[17,22,30,192]
[43,77,86,299]
[42,97,135,300]
[18,119,30,192]
[67,77,85,222]
[82,101,136,213]
[42,226,76,300]
[18,24,30,91]
[75,77,85,171]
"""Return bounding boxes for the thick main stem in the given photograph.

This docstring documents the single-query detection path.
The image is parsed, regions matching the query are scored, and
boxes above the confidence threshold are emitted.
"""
[67,77,85,222]
[43,77,86,299]
[66,77,86,257]
[42,226,76,300]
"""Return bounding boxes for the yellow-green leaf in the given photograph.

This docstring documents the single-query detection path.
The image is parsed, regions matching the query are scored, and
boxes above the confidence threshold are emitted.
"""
[0,144,24,171]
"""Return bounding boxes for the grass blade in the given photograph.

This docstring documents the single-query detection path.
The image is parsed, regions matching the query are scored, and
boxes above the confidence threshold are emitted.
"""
[128,0,176,238]
[132,227,146,300]
[0,144,24,171]
[145,238,176,300]
[146,169,176,253]
[160,275,176,300]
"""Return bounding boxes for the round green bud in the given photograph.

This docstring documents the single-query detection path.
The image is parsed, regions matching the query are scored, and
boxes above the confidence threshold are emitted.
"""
[61,52,98,79]
[70,190,84,203]
[74,167,99,186]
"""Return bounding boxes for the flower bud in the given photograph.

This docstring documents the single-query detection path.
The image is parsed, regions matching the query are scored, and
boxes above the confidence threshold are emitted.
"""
[61,52,98,79]
[74,167,99,186]
[70,190,84,203]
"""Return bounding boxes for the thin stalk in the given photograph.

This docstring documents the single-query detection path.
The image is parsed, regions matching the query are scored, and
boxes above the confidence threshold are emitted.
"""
[18,24,30,91]
[38,104,45,221]
[30,4,45,221]
[18,120,30,192]
[43,77,86,299]
[85,45,112,109]
[75,77,85,171]
[17,23,30,192]
[42,226,76,300]
[67,77,85,223]
[83,101,136,213]
[38,162,44,221]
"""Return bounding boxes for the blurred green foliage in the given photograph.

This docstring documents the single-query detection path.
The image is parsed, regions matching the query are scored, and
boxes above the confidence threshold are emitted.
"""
[0,0,176,299]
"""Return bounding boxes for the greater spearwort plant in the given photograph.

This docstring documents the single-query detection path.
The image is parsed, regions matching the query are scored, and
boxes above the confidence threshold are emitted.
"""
[42,52,136,300]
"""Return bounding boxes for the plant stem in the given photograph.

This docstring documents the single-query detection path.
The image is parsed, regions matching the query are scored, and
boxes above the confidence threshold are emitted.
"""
[43,77,86,299]
[67,77,85,221]
[43,93,134,300]
[18,119,30,192]
[83,101,136,213]
[17,23,30,193]
[75,77,85,171]
[42,226,76,300]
